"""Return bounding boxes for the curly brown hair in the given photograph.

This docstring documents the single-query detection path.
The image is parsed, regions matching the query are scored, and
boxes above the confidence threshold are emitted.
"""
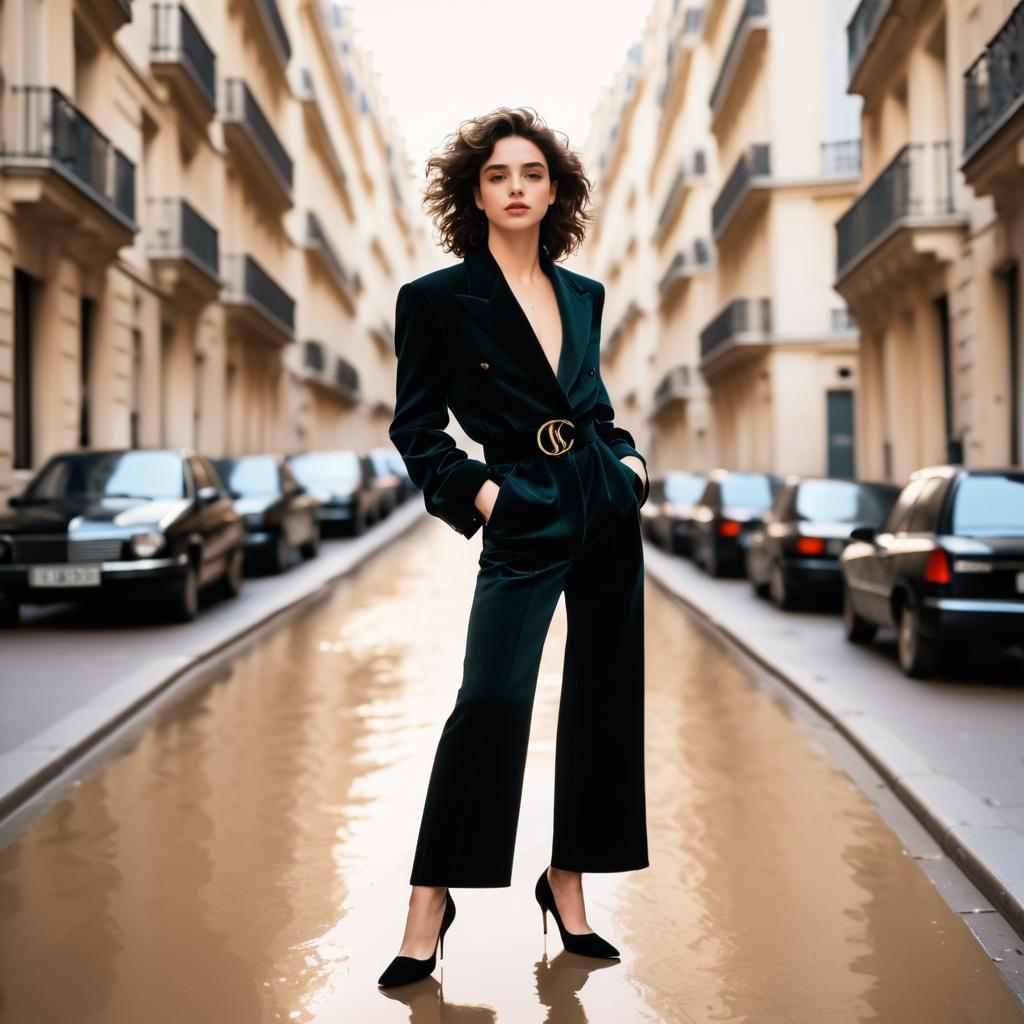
[421,106,594,261]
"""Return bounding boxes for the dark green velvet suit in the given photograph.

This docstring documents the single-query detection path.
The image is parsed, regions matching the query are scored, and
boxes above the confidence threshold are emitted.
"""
[389,241,650,887]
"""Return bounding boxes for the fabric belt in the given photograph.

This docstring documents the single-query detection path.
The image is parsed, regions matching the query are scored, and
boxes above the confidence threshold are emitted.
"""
[483,409,600,465]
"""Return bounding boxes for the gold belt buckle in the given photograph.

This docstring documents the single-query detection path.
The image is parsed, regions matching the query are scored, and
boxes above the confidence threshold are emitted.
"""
[536,417,575,456]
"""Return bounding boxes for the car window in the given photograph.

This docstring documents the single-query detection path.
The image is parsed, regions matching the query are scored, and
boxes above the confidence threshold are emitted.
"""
[882,478,925,534]
[950,472,1024,536]
[664,473,706,504]
[218,456,279,496]
[795,479,901,525]
[720,474,774,510]
[906,477,947,534]
[26,451,186,501]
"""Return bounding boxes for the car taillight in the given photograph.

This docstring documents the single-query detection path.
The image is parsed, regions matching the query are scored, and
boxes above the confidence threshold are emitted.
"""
[718,519,741,537]
[796,536,825,556]
[923,548,951,584]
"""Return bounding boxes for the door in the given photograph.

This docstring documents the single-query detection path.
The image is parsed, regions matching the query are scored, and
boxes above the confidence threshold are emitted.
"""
[826,389,855,478]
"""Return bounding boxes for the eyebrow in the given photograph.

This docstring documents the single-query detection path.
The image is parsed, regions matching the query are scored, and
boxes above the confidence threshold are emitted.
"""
[482,161,546,173]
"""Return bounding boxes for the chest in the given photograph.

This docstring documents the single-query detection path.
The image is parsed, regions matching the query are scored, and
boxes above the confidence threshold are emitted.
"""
[505,277,563,375]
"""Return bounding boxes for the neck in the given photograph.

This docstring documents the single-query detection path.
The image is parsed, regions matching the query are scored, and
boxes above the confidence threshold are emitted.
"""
[487,227,545,287]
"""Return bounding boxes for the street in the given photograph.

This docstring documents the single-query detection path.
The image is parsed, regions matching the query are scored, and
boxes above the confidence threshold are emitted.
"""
[0,517,1020,1022]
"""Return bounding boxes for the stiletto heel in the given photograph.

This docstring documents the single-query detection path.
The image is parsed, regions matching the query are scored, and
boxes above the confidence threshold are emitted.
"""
[535,867,619,958]
[378,890,456,987]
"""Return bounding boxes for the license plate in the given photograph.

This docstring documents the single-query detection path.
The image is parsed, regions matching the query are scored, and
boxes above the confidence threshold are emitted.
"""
[1017,572,1024,593]
[827,539,846,555]
[29,564,101,587]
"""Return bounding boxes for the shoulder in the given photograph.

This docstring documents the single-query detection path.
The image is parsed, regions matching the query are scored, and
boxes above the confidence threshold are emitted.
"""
[400,263,466,301]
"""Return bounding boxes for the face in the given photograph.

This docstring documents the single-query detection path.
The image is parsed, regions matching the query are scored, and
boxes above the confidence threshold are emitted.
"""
[473,134,557,234]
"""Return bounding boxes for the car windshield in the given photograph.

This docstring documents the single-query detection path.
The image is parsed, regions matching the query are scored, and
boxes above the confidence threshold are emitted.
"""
[289,451,360,486]
[215,457,279,496]
[721,474,774,509]
[950,473,1024,536]
[25,451,186,501]
[664,473,706,503]
[795,480,899,524]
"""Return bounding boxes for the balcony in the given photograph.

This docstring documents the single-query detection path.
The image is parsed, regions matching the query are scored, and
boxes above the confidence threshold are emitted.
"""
[712,143,771,242]
[658,238,712,304]
[962,1,1024,197]
[296,68,353,213]
[699,297,773,373]
[0,85,137,252]
[655,150,707,239]
[835,141,965,294]
[709,0,769,126]
[302,341,361,404]
[220,78,293,210]
[147,197,220,302]
[652,364,704,417]
[846,0,927,97]
[86,0,133,37]
[150,3,217,123]
[222,253,295,346]
[656,6,705,142]
[603,299,642,361]
[303,210,360,310]
[246,0,291,72]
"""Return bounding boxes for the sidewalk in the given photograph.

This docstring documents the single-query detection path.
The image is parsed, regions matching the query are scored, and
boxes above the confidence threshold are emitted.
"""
[0,499,427,819]
[642,540,1024,940]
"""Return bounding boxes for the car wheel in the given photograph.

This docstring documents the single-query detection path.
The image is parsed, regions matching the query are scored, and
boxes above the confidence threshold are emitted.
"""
[897,604,940,678]
[751,569,770,599]
[166,561,200,623]
[842,583,877,644]
[770,562,797,610]
[300,525,320,559]
[220,546,244,599]
[269,531,290,574]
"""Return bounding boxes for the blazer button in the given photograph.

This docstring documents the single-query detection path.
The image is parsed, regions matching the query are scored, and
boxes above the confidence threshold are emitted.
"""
[479,361,489,369]
[588,367,595,376]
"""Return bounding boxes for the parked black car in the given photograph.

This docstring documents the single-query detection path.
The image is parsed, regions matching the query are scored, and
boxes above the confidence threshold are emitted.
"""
[373,446,414,500]
[746,476,901,609]
[0,448,244,625]
[840,466,1024,677]
[368,447,405,515]
[213,454,321,574]
[286,449,384,536]
[690,469,782,577]
[645,471,708,555]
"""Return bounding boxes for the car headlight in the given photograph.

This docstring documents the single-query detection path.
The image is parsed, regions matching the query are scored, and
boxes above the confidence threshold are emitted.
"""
[130,531,166,558]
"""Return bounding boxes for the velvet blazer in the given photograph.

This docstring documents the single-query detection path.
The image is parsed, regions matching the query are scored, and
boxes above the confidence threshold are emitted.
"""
[388,241,649,540]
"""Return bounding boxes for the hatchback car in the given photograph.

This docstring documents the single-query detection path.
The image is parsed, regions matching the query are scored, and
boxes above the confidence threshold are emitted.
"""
[690,470,783,577]
[0,448,244,625]
[840,466,1024,677]
[645,471,708,555]
[213,454,321,573]
[746,476,900,608]
[286,449,383,535]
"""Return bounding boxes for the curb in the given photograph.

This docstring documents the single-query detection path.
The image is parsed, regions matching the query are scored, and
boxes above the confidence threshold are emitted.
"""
[0,501,429,823]
[642,546,1024,942]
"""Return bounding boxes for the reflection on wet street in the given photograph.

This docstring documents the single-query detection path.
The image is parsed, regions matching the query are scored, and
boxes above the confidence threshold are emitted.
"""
[0,518,1020,1023]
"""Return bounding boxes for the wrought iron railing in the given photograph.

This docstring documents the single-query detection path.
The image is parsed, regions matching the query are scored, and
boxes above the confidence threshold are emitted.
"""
[222,253,295,337]
[835,141,955,276]
[847,0,892,85]
[221,77,293,194]
[304,339,326,372]
[821,139,862,176]
[335,357,360,396]
[709,0,767,111]
[256,0,292,63]
[963,1,1024,158]
[1,85,137,228]
[147,197,219,279]
[658,238,712,297]
[653,364,694,407]
[699,297,772,360]
[151,3,217,112]
[712,143,770,237]
[306,211,360,293]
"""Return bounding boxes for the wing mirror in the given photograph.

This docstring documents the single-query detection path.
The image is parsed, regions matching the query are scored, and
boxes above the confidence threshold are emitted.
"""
[849,525,876,543]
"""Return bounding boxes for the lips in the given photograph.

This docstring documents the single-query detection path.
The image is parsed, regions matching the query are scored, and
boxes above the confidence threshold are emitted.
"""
[505,204,529,211]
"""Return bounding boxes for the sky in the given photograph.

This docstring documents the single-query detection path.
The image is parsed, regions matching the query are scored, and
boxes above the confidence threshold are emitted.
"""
[345,0,655,187]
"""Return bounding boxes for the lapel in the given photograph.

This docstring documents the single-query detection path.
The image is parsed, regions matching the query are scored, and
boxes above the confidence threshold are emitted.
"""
[454,241,592,411]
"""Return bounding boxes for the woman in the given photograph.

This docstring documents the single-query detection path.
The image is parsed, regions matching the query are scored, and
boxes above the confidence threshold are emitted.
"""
[378,107,650,989]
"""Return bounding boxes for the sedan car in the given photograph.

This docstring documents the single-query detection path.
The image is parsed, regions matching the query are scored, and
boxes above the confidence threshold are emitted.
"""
[213,454,321,573]
[368,447,406,516]
[645,471,708,555]
[286,449,384,536]
[0,448,244,625]
[746,476,900,609]
[689,469,783,577]
[840,466,1024,677]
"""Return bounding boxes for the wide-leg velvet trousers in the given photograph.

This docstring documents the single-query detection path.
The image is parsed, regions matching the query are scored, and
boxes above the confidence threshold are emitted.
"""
[408,435,649,887]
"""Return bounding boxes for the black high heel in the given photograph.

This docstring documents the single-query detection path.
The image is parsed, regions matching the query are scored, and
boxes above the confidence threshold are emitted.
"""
[535,867,620,958]
[377,890,456,988]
